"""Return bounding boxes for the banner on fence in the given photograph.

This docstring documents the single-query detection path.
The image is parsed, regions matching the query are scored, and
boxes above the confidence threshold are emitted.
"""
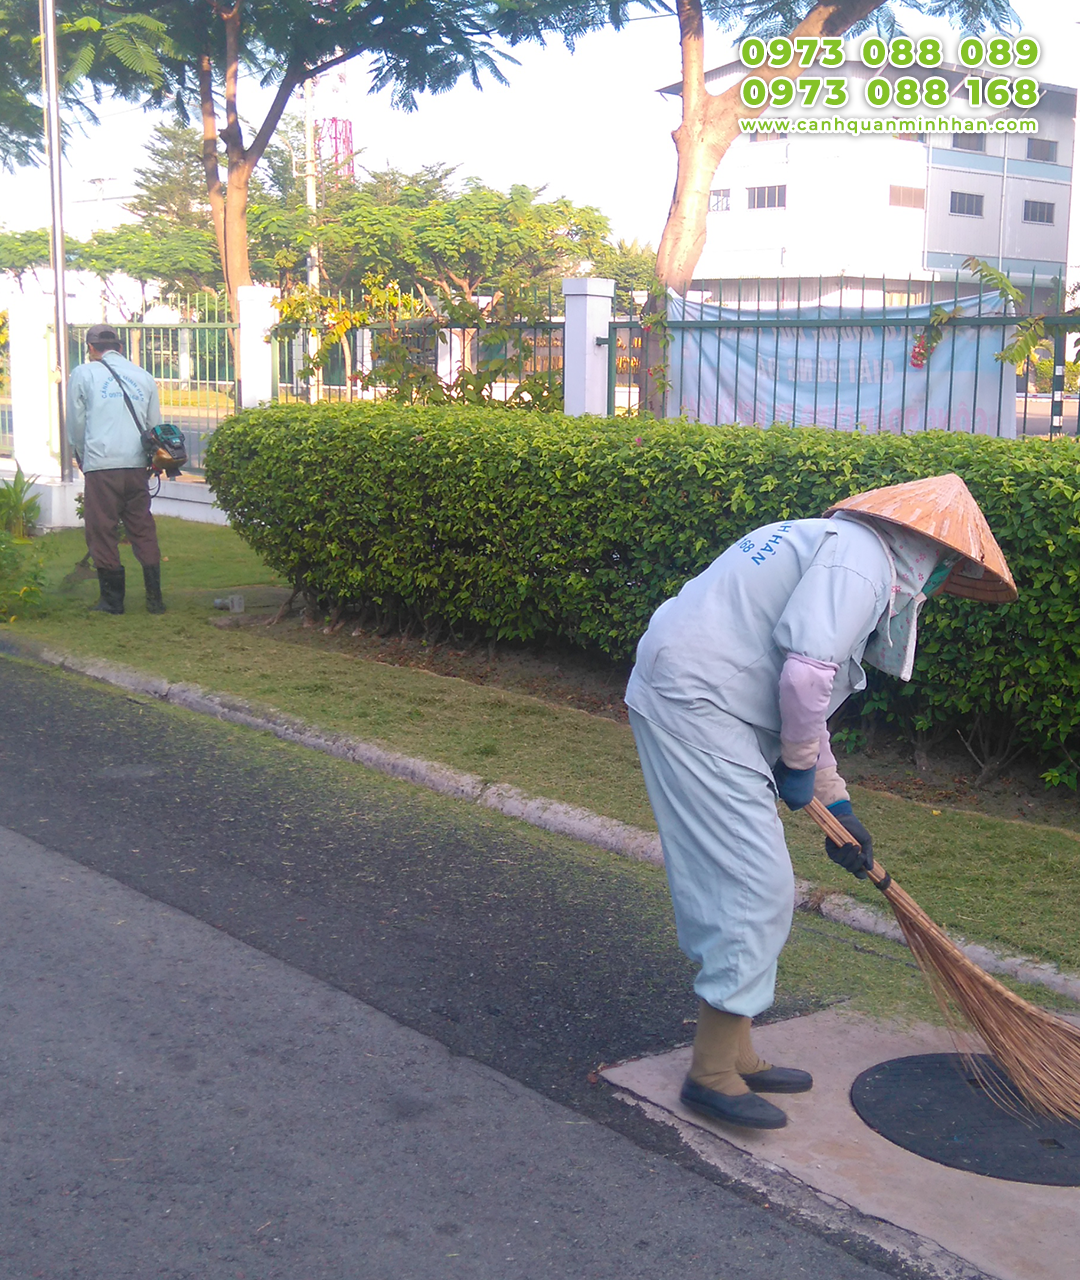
[666,292,1016,437]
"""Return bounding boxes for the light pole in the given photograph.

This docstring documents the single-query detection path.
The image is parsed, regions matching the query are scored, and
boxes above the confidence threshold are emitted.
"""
[38,0,72,480]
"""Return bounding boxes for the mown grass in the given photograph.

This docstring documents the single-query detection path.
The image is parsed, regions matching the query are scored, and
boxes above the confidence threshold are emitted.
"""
[11,517,1080,982]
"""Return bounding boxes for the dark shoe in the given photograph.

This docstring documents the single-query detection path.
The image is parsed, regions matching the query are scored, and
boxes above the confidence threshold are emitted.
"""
[742,1066,813,1094]
[90,566,125,614]
[143,563,166,614]
[680,1076,788,1130]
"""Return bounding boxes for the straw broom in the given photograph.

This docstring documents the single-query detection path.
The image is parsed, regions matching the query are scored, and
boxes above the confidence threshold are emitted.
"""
[804,797,1080,1122]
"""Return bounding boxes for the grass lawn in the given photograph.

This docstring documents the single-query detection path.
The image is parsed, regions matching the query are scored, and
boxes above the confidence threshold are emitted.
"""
[10,517,1080,993]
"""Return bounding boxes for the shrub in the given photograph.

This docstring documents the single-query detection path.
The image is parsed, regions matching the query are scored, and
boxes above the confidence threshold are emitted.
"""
[0,530,43,621]
[206,403,1080,773]
[0,465,41,538]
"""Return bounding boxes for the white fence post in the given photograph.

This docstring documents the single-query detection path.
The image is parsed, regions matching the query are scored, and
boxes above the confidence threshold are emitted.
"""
[178,327,192,390]
[436,327,465,388]
[237,285,279,409]
[561,278,614,416]
[7,288,61,478]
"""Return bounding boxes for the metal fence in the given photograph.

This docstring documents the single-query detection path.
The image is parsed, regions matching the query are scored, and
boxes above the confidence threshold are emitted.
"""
[273,311,564,407]
[68,296,236,473]
[607,274,1078,438]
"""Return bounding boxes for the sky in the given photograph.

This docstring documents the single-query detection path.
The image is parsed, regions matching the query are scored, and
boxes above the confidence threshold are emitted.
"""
[5,0,1079,264]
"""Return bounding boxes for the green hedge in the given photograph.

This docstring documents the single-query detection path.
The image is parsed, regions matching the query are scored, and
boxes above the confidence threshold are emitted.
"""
[205,402,1080,772]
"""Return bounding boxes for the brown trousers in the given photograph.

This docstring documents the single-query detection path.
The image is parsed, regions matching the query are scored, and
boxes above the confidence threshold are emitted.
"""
[83,468,160,571]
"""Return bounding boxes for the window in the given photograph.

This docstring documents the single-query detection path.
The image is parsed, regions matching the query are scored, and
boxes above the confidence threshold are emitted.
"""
[950,190,984,217]
[1027,138,1058,163]
[890,185,926,208]
[709,189,731,213]
[1024,200,1055,224]
[748,185,786,210]
[952,133,986,153]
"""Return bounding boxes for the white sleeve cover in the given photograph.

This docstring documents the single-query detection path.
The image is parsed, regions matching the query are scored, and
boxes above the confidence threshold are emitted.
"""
[779,654,838,767]
[813,733,850,806]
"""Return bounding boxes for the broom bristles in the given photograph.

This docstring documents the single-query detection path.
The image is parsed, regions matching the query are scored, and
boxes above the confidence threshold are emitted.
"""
[882,878,1080,1122]
[805,799,1080,1123]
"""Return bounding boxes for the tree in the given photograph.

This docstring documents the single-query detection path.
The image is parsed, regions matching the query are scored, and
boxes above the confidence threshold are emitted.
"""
[657,0,1019,291]
[588,238,657,312]
[355,162,459,208]
[317,182,609,307]
[127,122,217,229]
[0,228,54,287]
[1,0,664,321]
[80,221,222,298]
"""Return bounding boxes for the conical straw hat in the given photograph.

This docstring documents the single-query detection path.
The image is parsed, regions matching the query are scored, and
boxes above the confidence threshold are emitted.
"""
[823,473,1017,603]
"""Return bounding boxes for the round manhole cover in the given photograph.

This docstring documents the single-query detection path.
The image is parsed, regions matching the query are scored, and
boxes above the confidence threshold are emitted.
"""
[851,1054,1080,1185]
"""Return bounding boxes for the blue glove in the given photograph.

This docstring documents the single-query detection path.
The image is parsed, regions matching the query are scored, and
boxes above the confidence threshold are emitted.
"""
[825,800,873,879]
[773,760,816,810]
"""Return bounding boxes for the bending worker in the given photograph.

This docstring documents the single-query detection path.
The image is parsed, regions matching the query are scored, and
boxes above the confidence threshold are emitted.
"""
[625,474,1016,1130]
[68,323,166,615]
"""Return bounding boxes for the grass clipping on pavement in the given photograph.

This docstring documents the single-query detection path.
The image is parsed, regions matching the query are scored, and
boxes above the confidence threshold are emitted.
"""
[11,518,1080,996]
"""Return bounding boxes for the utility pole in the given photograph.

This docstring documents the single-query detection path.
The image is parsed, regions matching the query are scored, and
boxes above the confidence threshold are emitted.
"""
[304,77,320,292]
[38,0,72,480]
[304,76,322,401]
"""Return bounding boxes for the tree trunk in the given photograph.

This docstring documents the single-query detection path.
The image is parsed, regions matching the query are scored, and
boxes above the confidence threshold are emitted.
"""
[655,0,886,294]
[198,3,302,323]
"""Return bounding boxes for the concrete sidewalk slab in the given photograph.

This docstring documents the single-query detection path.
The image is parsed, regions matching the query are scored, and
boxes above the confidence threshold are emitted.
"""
[602,1010,1080,1280]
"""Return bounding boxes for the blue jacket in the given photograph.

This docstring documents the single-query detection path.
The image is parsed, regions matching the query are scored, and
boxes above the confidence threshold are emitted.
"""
[68,354,162,473]
[625,517,893,758]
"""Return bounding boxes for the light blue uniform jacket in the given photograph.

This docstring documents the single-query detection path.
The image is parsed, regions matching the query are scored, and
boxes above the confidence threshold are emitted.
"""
[625,517,893,772]
[68,354,162,473]
[626,516,896,1015]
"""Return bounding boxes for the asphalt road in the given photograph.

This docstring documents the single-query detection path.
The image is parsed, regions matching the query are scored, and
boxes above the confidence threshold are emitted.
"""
[0,656,918,1279]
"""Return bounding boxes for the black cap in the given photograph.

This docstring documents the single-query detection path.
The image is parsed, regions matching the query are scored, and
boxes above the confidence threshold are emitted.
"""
[86,323,121,346]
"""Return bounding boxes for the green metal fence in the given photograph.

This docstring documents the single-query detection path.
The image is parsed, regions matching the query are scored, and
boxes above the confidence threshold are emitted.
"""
[68,295,236,473]
[272,292,564,407]
[607,274,1078,438]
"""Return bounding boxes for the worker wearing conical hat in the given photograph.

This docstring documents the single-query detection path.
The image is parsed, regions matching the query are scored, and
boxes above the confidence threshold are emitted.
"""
[625,474,1015,1131]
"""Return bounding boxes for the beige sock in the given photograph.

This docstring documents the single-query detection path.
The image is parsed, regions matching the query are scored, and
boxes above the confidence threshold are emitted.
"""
[688,1001,750,1096]
[734,1017,773,1076]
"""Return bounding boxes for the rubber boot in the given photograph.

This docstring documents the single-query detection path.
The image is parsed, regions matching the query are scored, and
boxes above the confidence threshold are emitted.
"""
[737,1018,813,1095]
[143,563,166,614]
[90,566,125,615]
[679,1002,788,1129]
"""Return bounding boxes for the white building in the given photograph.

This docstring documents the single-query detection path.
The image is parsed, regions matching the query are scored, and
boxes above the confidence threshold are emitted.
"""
[664,62,1075,304]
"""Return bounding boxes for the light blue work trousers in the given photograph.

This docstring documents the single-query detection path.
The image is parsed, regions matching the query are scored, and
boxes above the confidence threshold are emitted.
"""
[629,708,795,1017]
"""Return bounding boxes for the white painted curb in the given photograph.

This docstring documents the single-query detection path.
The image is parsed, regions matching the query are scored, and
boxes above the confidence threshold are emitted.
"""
[5,636,1080,1005]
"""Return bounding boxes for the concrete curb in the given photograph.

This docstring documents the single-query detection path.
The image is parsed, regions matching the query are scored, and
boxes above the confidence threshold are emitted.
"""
[5,633,1080,1005]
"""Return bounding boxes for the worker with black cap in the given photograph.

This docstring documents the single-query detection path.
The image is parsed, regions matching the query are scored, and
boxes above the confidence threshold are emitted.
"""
[625,474,1016,1132]
[68,323,166,614]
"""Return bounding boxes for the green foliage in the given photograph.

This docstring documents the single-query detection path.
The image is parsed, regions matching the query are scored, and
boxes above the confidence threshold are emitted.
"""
[588,239,657,314]
[1031,359,1080,396]
[127,122,217,229]
[271,279,563,410]
[0,227,58,282]
[0,307,8,395]
[79,221,222,295]
[0,465,41,538]
[317,183,609,301]
[0,529,43,620]
[207,406,1080,782]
